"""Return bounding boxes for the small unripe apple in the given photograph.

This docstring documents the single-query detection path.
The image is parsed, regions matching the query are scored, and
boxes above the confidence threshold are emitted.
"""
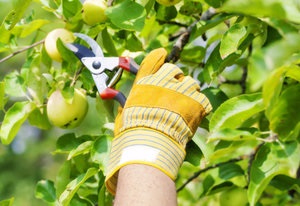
[82,0,107,26]
[220,187,248,206]
[44,28,75,62]
[47,89,88,129]
[156,0,182,6]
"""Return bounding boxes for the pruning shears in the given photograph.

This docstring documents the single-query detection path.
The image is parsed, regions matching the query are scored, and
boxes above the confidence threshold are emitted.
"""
[66,33,139,107]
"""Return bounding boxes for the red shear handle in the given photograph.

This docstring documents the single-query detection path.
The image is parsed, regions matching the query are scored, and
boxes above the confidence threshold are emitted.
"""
[119,57,139,74]
[100,87,126,107]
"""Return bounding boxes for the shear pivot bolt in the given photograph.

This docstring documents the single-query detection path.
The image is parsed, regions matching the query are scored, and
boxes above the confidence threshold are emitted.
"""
[92,61,101,69]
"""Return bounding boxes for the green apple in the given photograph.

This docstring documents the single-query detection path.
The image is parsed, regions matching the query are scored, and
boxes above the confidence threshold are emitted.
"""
[156,0,182,6]
[47,89,88,129]
[82,0,107,26]
[219,187,248,206]
[44,28,75,62]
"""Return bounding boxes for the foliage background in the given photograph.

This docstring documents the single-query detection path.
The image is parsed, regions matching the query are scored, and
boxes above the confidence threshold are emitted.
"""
[0,0,300,205]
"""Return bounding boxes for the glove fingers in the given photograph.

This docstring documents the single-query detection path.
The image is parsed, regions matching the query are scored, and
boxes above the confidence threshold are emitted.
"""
[135,48,168,82]
[151,63,184,85]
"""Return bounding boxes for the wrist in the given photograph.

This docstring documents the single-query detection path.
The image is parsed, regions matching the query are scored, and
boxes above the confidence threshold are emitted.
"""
[105,127,186,195]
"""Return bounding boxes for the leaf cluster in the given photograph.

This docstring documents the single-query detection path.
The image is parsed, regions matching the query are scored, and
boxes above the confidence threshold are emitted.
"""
[0,0,300,205]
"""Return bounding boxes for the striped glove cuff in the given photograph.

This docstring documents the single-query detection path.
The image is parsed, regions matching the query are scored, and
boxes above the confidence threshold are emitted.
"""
[105,128,185,195]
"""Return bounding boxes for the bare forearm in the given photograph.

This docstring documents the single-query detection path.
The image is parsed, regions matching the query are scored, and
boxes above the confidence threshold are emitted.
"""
[114,164,177,206]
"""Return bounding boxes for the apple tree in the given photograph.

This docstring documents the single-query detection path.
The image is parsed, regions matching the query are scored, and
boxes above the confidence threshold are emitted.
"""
[0,0,300,205]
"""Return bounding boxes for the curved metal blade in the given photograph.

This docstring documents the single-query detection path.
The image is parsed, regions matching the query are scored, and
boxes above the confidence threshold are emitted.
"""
[65,43,95,59]
[74,33,104,57]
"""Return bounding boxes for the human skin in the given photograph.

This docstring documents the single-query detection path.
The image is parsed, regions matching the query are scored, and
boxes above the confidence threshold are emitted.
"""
[114,164,177,206]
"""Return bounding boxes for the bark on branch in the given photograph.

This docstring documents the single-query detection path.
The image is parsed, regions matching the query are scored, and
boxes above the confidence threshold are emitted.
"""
[167,8,216,63]
[0,39,45,64]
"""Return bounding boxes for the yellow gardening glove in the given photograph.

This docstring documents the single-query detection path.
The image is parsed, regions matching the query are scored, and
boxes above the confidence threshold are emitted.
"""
[105,48,212,195]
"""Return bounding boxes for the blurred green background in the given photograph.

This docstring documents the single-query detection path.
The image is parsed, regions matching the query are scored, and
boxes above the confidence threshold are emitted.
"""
[0,1,105,205]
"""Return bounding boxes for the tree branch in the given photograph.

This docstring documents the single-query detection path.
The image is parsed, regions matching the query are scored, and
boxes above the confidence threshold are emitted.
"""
[0,39,45,64]
[177,157,243,193]
[167,8,217,63]
[157,20,188,27]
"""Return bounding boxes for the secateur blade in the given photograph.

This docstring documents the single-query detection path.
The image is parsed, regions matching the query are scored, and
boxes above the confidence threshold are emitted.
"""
[65,43,95,59]
[73,33,104,57]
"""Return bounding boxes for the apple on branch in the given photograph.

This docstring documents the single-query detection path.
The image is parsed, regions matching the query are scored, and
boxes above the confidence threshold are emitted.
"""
[44,28,75,62]
[82,0,107,26]
[47,89,89,129]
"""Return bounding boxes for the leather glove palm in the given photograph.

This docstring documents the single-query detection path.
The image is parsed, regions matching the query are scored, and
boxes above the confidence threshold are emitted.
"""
[105,48,212,194]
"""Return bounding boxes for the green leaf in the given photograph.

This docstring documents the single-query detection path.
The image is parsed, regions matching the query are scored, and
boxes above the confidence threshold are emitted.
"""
[35,180,56,203]
[0,82,6,110]
[191,13,232,40]
[185,140,203,166]
[41,46,52,68]
[264,18,298,35]
[2,0,31,30]
[248,33,300,91]
[270,175,300,191]
[209,93,264,132]
[193,128,214,159]
[204,0,224,8]
[201,87,228,112]
[4,71,26,97]
[99,28,118,56]
[269,84,300,141]
[218,162,244,180]
[126,32,143,52]
[220,24,247,59]
[180,45,205,64]
[56,161,71,197]
[248,142,300,206]
[67,141,93,160]
[70,194,94,206]
[21,54,48,105]
[12,19,49,38]
[0,101,36,145]
[91,135,111,171]
[262,66,287,118]
[55,133,91,153]
[61,86,75,104]
[250,33,300,72]
[209,140,258,163]
[0,197,14,206]
[105,0,146,31]
[204,34,254,81]
[221,0,300,24]
[40,0,60,10]
[57,38,78,64]
[208,128,257,142]
[62,0,82,19]
[286,65,300,82]
[156,5,177,21]
[58,167,99,205]
[98,184,106,206]
[28,106,52,130]
[179,1,202,16]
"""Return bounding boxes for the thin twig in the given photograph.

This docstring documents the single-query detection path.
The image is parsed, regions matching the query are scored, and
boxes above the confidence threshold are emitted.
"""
[177,157,243,193]
[157,20,188,27]
[166,8,217,63]
[70,65,85,87]
[0,39,45,64]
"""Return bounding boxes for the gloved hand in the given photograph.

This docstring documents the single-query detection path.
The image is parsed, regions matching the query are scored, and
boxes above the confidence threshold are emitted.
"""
[105,48,212,195]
